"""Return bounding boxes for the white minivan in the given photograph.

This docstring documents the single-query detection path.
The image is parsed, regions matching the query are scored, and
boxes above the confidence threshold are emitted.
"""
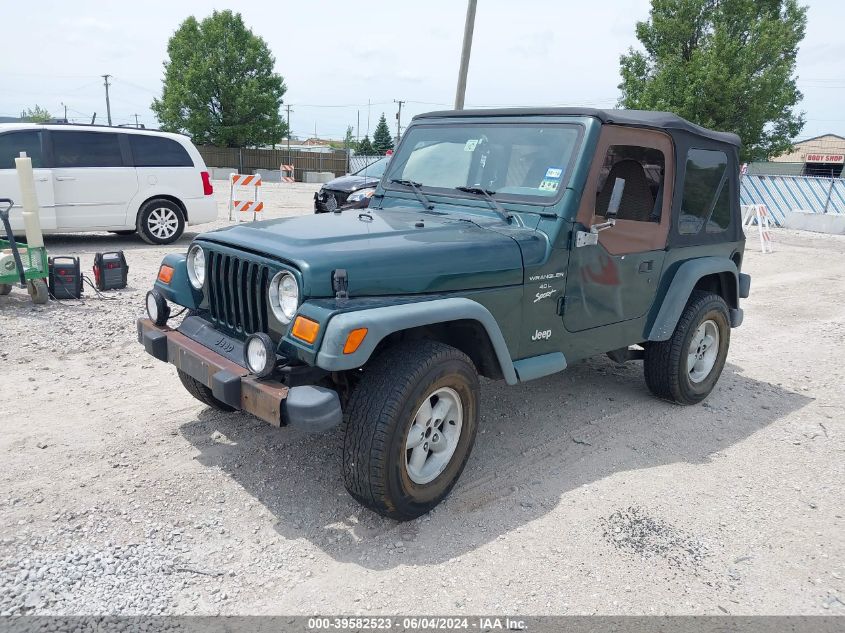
[0,123,217,244]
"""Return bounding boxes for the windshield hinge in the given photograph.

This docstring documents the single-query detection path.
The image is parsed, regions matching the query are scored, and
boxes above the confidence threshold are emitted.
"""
[332,269,349,301]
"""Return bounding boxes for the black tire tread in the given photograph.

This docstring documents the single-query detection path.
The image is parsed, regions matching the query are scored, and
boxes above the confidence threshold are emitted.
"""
[178,369,236,412]
[644,290,728,404]
[342,340,475,519]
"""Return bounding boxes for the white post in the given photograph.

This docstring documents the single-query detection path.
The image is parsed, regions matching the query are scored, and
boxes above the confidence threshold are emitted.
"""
[14,152,44,248]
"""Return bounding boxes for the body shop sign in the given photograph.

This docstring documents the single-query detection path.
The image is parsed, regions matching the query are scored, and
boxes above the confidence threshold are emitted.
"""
[805,153,845,164]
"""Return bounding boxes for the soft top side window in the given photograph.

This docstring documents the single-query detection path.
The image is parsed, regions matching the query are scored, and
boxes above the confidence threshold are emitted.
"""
[595,145,665,223]
[679,148,731,235]
[0,131,44,169]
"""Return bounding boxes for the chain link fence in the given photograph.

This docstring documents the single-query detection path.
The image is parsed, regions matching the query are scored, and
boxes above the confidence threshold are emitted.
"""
[348,154,388,174]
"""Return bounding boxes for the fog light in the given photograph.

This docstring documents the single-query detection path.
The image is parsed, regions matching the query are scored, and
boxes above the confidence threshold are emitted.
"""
[244,333,276,378]
[146,290,170,326]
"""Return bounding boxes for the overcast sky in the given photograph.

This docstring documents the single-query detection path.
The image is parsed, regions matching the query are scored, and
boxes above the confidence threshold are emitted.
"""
[2,0,842,142]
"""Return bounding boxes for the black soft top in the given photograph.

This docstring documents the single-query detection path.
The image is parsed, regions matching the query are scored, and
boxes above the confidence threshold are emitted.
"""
[413,107,741,147]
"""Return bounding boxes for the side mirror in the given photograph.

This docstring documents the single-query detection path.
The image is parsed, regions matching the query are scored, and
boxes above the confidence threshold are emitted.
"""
[605,177,625,220]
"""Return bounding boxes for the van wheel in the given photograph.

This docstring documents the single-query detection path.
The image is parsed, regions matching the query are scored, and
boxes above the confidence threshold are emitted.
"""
[137,199,185,245]
[342,340,479,520]
[644,290,730,405]
[177,370,236,412]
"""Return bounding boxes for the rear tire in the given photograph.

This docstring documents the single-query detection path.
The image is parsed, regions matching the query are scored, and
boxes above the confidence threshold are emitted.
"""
[137,199,185,245]
[342,340,479,520]
[178,369,236,412]
[644,290,730,405]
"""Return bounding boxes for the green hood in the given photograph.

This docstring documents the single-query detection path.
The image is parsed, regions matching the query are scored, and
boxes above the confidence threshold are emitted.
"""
[198,208,525,297]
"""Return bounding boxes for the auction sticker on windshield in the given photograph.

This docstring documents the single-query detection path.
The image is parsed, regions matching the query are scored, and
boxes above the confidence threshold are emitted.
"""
[539,166,563,192]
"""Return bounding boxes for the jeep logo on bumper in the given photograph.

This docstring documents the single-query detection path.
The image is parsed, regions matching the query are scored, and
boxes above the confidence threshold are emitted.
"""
[214,336,235,353]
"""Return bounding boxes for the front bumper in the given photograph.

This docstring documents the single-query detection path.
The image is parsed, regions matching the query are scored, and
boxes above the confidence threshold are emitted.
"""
[137,318,342,431]
[314,190,368,213]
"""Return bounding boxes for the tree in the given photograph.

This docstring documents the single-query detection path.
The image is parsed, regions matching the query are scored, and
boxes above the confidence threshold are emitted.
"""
[372,113,394,154]
[358,135,375,155]
[152,10,288,147]
[343,125,357,152]
[618,0,806,161]
[23,105,51,123]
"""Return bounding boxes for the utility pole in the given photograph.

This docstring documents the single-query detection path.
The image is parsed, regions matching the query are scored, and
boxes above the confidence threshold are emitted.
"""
[454,0,477,110]
[393,99,405,143]
[285,104,293,153]
[133,114,140,128]
[61,102,68,121]
[356,110,360,143]
[101,74,112,125]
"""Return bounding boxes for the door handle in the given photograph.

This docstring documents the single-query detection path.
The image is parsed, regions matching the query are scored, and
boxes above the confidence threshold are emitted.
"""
[36,177,49,182]
[56,176,76,181]
[638,260,654,273]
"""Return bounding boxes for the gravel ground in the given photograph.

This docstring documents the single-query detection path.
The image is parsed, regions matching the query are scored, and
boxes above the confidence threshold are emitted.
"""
[0,181,843,616]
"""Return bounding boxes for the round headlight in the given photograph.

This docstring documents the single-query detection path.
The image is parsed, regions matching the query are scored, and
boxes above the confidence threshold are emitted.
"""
[268,272,299,324]
[186,245,205,290]
[146,290,170,326]
[244,333,276,377]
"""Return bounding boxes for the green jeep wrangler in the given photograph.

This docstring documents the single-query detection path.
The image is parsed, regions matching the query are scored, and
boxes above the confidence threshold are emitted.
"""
[139,108,751,520]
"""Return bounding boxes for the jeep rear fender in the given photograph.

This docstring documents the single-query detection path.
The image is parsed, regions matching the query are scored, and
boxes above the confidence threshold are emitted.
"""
[647,257,741,341]
[316,297,519,384]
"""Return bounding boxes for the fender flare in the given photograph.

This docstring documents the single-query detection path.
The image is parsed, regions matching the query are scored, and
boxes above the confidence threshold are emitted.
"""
[315,297,519,384]
[152,253,202,309]
[647,257,739,342]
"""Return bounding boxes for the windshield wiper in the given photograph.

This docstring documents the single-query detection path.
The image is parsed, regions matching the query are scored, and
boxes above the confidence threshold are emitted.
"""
[389,179,434,210]
[454,186,512,222]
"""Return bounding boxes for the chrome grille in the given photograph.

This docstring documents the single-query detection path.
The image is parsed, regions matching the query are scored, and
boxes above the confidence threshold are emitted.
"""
[206,251,271,334]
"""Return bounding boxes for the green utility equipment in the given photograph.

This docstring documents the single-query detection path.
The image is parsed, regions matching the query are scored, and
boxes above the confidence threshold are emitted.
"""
[0,198,49,304]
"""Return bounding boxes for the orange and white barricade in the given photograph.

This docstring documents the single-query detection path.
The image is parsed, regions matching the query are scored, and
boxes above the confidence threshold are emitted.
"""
[742,204,773,253]
[280,164,295,183]
[229,173,263,221]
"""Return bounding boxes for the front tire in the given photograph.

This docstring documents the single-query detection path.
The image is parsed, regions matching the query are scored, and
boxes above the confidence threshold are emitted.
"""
[137,199,185,245]
[342,340,480,520]
[644,290,730,405]
[178,369,236,412]
[0,283,11,296]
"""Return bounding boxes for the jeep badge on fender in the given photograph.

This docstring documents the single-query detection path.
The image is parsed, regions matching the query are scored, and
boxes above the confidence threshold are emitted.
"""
[137,107,750,520]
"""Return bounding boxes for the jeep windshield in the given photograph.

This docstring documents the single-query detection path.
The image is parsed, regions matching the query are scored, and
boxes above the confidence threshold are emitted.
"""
[383,122,582,209]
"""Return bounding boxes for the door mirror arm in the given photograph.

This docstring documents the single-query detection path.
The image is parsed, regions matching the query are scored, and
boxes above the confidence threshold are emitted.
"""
[575,178,625,248]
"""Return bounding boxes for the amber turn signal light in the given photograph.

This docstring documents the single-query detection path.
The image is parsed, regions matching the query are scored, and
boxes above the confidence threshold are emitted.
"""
[343,328,368,354]
[291,316,320,344]
[157,265,174,284]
